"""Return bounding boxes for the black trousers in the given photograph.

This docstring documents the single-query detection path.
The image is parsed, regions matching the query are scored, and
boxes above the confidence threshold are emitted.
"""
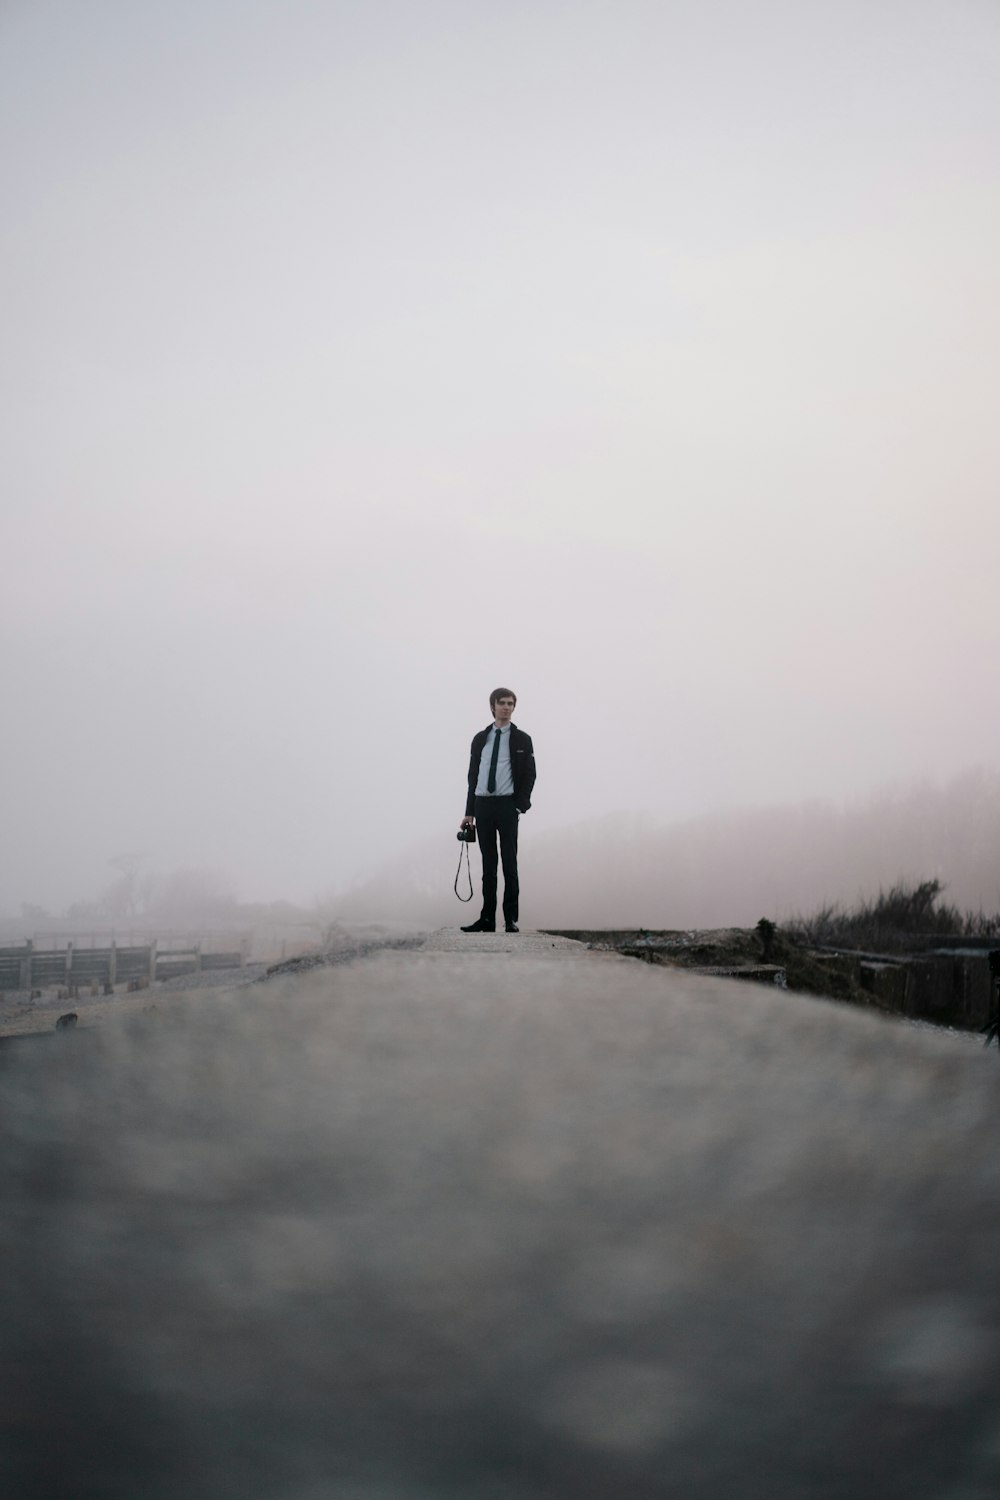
[474,794,519,926]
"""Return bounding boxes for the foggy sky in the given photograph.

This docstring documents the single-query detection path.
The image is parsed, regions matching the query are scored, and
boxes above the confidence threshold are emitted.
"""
[3,0,999,915]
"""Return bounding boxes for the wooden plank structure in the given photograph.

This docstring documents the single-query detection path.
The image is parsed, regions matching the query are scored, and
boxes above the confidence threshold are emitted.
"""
[0,940,248,993]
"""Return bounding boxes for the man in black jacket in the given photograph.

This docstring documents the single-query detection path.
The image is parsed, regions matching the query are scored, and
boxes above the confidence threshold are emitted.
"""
[460,688,536,934]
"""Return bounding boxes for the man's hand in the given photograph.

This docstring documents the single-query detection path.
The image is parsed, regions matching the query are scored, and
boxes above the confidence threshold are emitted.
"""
[460,816,475,829]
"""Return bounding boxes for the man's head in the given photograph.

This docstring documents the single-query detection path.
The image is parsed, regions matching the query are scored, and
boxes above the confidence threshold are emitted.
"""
[490,688,516,725]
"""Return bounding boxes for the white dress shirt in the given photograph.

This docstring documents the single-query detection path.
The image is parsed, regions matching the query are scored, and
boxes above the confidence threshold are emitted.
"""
[475,724,514,797]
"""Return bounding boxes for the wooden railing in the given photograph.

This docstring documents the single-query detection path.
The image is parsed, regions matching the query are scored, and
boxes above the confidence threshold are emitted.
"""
[0,940,249,993]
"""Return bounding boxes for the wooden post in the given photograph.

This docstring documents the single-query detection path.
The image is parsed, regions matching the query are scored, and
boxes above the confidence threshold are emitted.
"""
[65,942,74,989]
[19,941,32,991]
[149,939,157,985]
[109,942,117,988]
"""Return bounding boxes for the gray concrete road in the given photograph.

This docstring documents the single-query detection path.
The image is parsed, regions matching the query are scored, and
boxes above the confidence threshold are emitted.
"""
[2,936,998,1499]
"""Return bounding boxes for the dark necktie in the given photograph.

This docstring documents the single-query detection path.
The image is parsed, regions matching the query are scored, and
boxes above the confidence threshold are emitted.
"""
[487,728,502,792]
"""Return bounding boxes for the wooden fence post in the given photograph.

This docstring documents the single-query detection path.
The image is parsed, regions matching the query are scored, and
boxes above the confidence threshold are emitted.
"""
[149,940,157,984]
[20,941,32,991]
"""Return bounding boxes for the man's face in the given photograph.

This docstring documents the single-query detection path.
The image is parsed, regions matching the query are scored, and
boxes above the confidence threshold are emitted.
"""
[493,696,515,723]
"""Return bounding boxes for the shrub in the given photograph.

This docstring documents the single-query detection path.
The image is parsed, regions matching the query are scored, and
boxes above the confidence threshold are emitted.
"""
[789,879,1000,953]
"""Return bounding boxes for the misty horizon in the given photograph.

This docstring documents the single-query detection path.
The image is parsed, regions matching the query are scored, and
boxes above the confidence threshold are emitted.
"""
[5,765,999,944]
[3,1,998,917]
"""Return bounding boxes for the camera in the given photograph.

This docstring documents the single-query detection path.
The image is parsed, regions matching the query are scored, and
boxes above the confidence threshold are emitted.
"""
[457,826,476,842]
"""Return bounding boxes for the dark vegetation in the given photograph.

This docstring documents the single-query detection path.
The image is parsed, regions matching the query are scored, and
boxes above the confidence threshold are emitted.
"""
[776,879,1000,1015]
[786,878,1000,953]
[781,881,1000,1033]
[576,880,1000,1028]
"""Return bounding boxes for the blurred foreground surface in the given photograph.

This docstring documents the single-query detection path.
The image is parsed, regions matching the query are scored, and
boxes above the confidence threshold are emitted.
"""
[2,940,999,1499]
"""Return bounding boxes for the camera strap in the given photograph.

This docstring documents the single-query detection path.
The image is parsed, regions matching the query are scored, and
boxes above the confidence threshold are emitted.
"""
[454,839,473,902]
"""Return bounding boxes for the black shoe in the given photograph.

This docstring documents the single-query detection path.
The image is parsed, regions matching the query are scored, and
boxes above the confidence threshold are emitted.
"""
[505,923,519,933]
[461,920,496,933]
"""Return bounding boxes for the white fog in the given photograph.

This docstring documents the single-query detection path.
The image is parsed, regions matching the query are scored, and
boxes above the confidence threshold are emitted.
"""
[3,0,999,931]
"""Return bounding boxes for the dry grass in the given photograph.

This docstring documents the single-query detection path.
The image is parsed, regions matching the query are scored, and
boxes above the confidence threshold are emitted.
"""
[786,878,1000,954]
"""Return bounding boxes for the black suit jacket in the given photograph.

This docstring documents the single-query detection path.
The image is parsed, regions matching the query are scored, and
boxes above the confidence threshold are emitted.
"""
[466,723,536,817]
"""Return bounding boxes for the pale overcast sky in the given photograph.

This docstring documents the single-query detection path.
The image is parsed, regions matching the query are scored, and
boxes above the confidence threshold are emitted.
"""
[3,0,999,912]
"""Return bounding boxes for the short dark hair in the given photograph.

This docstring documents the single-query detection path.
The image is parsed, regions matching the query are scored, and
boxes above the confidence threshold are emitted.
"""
[490,687,517,710]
